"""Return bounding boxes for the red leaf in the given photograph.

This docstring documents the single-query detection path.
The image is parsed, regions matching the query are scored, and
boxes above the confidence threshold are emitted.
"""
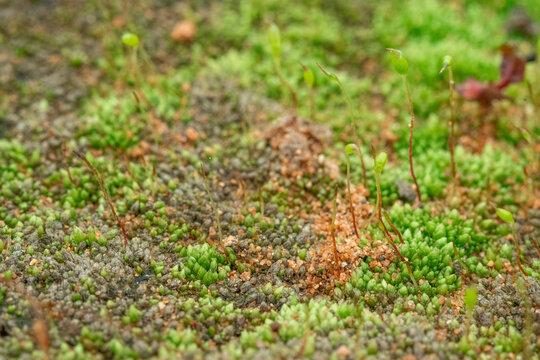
[497,44,526,90]
[456,44,526,108]
[456,79,508,108]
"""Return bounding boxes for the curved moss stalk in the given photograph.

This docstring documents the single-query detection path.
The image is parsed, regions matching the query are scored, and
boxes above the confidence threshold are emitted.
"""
[517,278,533,360]
[317,63,367,187]
[301,63,316,120]
[62,143,77,187]
[386,49,422,203]
[511,222,527,277]
[497,208,527,277]
[200,164,230,263]
[72,151,129,247]
[345,145,360,239]
[330,187,340,280]
[268,23,298,111]
[372,146,416,286]
[382,210,404,244]
[440,56,458,193]
[258,187,265,219]
[402,76,422,203]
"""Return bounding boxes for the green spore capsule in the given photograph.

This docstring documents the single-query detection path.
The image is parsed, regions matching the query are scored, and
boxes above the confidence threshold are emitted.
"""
[345,143,357,155]
[387,48,408,75]
[375,152,388,175]
[496,208,514,224]
[122,33,140,48]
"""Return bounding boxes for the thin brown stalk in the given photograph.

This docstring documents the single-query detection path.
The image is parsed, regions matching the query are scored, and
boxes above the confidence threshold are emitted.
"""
[337,78,367,188]
[517,278,533,360]
[123,155,143,190]
[72,150,128,247]
[346,155,360,239]
[354,147,368,189]
[372,147,416,286]
[526,80,538,112]
[330,187,340,279]
[258,187,265,218]
[301,63,316,120]
[274,59,298,110]
[200,164,229,262]
[402,75,422,203]
[317,63,367,186]
[447,66,457,191]
[511,223,527,277]
[379,219,416,286]
[240,180,248,210]
[531,238,540,260]
[382,210,404,244]
[62,143,77,187]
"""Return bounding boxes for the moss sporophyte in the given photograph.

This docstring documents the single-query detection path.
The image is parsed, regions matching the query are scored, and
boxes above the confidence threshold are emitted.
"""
[440,55,458,194]
[496,208,526,277]
[330,185,340,281]
[345,144,360,239]
[267,23,298,111]
[371,145,416,286]
[72,151,129,247]
[318,63,367,187]
[301,63,316,120]
[386,48,422,203]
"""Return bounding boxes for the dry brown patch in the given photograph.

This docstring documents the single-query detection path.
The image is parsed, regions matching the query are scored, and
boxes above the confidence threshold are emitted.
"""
[264,114,333,179]
[301,184,398,295]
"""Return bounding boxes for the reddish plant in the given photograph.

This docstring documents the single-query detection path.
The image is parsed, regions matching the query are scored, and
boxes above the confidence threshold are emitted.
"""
[457,44,527,108]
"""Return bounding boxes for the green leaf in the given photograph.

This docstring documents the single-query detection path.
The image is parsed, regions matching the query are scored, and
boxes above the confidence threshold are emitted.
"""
[387,48,408,75]
[317,63,339,82]
[464,287,477,312]
[374,152,388,174]
[345,143,357,155]
[496,208,514,224]
[122,33,139,48]
[267,23,281,60]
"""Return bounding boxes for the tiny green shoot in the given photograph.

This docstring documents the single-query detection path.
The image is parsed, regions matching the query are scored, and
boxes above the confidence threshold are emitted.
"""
[267,23,298,110]
[496,208,526,277]
[386,48,422,203]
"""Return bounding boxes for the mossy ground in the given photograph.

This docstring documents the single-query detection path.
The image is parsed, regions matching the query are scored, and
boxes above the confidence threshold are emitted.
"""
[1,0,539,359]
